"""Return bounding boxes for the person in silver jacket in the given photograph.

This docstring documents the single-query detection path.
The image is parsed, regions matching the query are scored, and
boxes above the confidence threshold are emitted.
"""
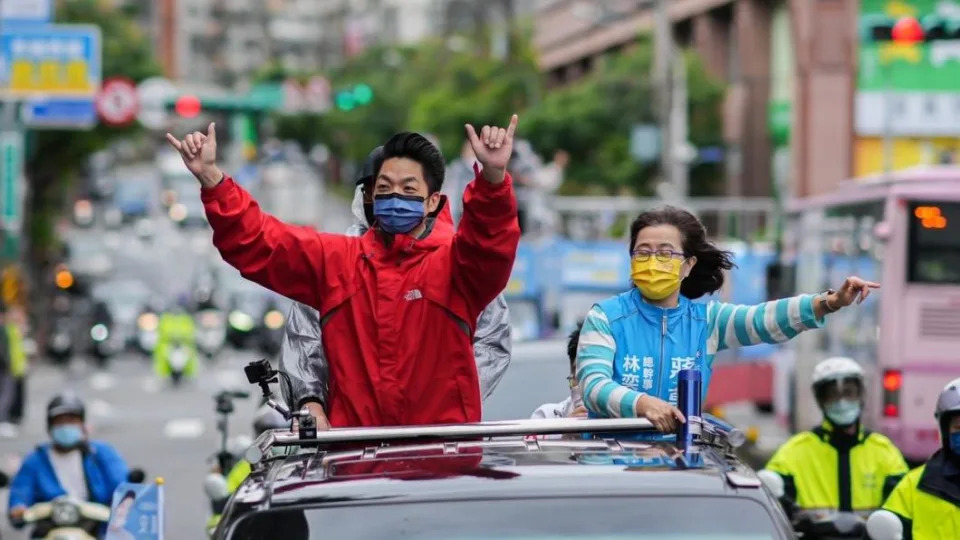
[279,147,512,423]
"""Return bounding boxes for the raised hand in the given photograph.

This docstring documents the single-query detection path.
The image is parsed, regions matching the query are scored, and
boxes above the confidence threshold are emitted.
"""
[833,276,880,307]
[464,114,519,184]
[165,122,223,188]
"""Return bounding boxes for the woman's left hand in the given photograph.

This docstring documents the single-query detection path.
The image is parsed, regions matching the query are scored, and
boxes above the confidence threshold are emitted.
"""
[832,276,880,308]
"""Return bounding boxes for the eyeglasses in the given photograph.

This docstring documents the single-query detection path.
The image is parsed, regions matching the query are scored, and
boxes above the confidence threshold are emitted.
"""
[631,249,685,262]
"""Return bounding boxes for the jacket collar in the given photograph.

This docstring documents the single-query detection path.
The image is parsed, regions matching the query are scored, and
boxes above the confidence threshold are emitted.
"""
[813,419,867,449]
[919,449,960,506]
[631,290,691,323]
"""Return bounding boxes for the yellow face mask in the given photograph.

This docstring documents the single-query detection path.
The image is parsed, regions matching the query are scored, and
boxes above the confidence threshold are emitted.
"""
[631,257,684,300]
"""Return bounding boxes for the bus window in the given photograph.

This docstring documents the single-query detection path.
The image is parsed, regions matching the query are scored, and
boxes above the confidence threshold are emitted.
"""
[908,202,960,284]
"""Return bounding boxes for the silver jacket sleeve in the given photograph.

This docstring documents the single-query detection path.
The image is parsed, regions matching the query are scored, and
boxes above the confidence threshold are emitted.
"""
[278,301,328,410]
[474,293,512,400]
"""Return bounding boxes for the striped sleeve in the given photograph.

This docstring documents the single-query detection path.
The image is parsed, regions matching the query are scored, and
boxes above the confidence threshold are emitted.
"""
[576,305,643,418]
[707,294,825,354]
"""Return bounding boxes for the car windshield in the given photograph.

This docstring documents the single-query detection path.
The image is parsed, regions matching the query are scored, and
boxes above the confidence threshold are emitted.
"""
[93,280,151,322]
[228,497,781,540]
[115,180,151,202]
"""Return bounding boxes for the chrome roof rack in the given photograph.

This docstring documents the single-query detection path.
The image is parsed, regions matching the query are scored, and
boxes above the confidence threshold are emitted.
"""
[244,414,745,466]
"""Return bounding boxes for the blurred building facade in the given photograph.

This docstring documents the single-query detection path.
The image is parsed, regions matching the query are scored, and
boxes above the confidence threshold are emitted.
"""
[533,0,861,199]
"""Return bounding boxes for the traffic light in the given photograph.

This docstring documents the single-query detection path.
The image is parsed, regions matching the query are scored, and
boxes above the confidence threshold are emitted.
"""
[175,94,202,118]
[335,84,375,111]
[865,15,960,42]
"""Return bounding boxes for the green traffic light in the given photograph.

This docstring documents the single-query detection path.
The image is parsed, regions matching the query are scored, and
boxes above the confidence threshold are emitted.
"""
[353,84,373,105]
[335,91,356,111]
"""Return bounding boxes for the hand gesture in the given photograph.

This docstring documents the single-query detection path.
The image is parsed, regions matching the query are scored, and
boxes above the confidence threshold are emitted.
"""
[832,276,880,308]
[165,123,223,188]
[637,394,685,433]
[465,114,519,184]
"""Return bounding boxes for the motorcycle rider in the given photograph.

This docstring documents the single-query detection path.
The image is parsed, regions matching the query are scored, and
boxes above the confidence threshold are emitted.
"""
[7,393,129,528]
[879,377,960,539]
[762,357,908,531]
[279,146,512,427]
[206,404,290,535]
[153,295,198,379]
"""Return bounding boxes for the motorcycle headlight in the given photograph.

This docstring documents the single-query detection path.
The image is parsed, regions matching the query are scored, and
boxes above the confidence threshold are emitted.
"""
[229,311,255,331]
[138,313,158,331]
[169,203,187,222]
[51,500,80,525]
[199,311,223,327]
[90,324,109,342]
[264,310,284,329]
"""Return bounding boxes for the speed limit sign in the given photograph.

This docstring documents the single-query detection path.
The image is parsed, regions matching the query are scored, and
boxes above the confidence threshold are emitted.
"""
[96,77,140,127]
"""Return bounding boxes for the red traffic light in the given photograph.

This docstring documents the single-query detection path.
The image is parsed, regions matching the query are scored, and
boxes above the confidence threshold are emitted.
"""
[175,95,202,118]
[892,16,924,43]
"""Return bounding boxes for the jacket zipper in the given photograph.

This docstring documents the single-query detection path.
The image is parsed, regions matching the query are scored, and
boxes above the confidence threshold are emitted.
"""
[657,311,666,398]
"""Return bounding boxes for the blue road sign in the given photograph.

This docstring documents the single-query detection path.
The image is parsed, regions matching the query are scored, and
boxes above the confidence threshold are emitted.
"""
[21,98,96,129]
[0,24,102,97]
[0,0,52,25]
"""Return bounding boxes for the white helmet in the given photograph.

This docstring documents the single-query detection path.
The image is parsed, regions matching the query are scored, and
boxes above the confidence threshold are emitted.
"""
[812,357,864,387]
[935,377,960,421]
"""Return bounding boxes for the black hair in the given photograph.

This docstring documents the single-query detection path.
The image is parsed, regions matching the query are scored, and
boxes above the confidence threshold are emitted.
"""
[628,206,735,299]
[121,490,136,503]
[567,320,584,375]
[378,132,445,193]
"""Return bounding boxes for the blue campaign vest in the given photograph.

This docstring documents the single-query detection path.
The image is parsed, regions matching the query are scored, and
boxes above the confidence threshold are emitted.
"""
[595,289,712,408]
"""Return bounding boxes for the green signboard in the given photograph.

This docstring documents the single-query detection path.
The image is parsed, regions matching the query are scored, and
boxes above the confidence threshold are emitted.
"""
[0,131,22,230]
[859,0,960,91]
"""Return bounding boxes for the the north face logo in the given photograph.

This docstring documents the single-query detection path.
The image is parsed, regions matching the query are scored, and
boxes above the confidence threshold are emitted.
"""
[404,289,423,301]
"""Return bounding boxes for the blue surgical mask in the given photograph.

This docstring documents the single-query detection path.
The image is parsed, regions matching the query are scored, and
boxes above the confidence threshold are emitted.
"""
[51,424,85,449]
[950,431,960,453]
[373,194,425,234]
[824,399,861,426]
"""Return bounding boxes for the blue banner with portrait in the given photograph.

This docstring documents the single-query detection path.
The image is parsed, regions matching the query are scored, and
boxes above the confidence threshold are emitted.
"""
[105,481,164,540]
[558,240,631,292]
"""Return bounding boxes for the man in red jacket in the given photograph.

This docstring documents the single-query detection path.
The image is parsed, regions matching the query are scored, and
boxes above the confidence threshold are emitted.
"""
[166,116,521,429]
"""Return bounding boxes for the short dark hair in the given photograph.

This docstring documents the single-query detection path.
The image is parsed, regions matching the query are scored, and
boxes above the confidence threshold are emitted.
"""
[567,320,584,375]
[379,132,445,193]
[629,206,735,299]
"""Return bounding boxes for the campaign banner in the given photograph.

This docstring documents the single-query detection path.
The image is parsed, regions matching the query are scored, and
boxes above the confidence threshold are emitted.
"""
[105,480,163,540]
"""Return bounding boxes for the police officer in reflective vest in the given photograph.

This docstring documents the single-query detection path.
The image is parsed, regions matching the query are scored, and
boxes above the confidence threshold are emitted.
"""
[762,357,908,529]
[880,377,960,539]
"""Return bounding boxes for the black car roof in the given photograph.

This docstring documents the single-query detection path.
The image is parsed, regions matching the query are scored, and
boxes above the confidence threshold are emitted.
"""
[233,422,763,510]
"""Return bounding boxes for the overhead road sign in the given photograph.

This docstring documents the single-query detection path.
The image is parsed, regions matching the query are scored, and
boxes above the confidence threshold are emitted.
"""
[0,24,102,98]
[0,0,52,25]
[20,98,96,129]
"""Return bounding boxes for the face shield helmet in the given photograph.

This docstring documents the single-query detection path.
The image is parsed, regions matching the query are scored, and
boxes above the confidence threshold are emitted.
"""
[935,377,960,456]
[812,357,865,427]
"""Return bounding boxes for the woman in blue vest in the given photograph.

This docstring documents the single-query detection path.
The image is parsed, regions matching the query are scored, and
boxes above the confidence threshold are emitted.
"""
[576,206,878,433]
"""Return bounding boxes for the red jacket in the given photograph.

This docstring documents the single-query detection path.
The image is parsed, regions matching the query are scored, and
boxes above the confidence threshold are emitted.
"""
[201,167,520,427]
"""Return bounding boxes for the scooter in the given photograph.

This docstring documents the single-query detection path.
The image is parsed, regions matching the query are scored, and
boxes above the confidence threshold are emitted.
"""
[20,496,111,540]
[195,309,227,359]
[166,341,194,386]
[759,470,868,539]
[46,319,74,365]
[89,322,121,368]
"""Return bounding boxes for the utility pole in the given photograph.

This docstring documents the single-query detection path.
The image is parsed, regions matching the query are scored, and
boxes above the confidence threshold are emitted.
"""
[653,0,677,202]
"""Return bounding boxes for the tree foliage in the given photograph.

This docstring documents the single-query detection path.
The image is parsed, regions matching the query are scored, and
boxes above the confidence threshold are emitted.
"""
[523,37,726,195]
[273,31,724,195]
